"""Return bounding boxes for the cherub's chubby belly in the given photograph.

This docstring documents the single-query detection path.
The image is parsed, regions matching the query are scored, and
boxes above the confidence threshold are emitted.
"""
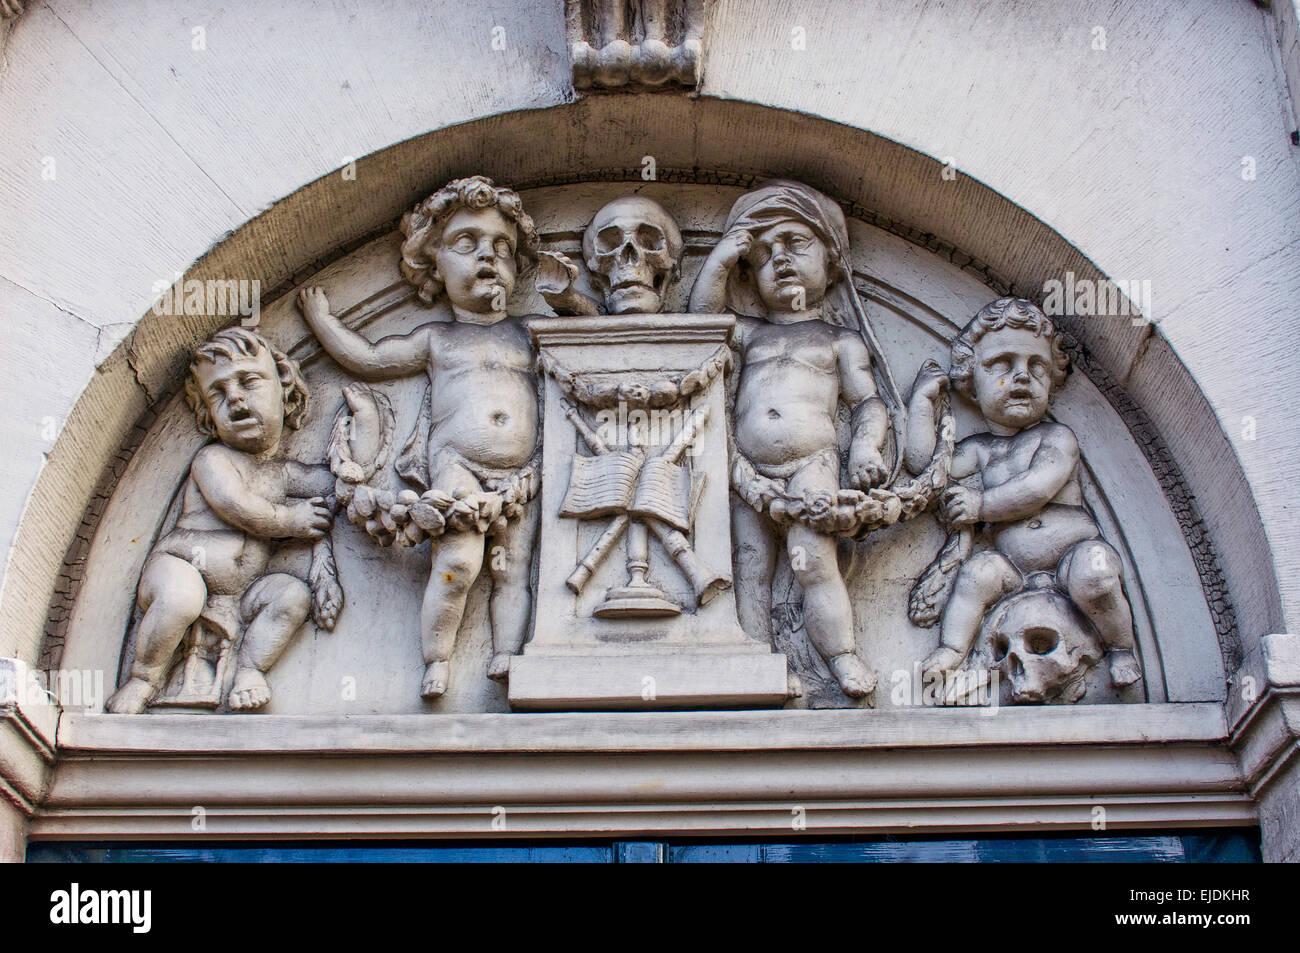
[431,373,538,469]
[734,389,839,467]
[156,528,271,595]
[993,504,1100,574]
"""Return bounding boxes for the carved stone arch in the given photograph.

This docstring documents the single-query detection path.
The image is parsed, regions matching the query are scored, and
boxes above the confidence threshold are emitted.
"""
[7,97,1268,696]
[3,94,1287,846]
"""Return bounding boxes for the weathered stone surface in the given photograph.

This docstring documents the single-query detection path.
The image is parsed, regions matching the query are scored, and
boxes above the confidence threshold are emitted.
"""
[2,0,1297,857]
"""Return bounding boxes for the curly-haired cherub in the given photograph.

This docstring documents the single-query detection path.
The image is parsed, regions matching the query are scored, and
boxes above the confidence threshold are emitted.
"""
[907,298,1143,688]
[298,175,543,698]
[105,328,341,714]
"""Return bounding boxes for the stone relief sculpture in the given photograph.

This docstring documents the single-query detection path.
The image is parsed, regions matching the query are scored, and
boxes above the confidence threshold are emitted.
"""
[689,180,952,702]
[105,328,343,714]
[298,175,542,699]
[101,175,1164,715]
[512,190,790,709]
[534,195,715,619]
[906,298,1144,703]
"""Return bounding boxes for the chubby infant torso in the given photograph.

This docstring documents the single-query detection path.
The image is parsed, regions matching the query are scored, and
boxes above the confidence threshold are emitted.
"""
[977,427,1098,574]
[733,317,847,468]
[426,319,538,472]
[158,447,284,594]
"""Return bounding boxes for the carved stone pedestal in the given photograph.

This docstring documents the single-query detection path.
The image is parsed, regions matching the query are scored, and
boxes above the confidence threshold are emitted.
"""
[509,314,789,710]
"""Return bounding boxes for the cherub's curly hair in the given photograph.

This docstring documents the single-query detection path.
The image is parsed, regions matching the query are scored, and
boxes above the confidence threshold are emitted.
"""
[184,327,309,438]
[399,176,540,304]
[949,297,1070,400]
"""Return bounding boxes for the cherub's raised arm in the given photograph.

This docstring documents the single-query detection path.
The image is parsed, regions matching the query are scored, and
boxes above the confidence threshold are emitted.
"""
[978,424,1078,522]
[904,360,947,475]
[689,229,752,313]
[298,287,427,380]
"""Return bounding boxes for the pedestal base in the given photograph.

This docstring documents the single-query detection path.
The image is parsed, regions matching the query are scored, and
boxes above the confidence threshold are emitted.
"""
[508,651,790,711]
[592,585,682,619]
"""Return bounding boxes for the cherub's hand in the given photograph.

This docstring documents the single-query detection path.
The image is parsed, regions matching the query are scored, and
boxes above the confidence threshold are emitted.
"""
[535,251,579,296]
[848,449,889,489]
[911,359,950,404]
[535,251,601,315]
[284,497,333,539]
[297,286,331,324]
[939,484,982,526]
[712,228,754,269]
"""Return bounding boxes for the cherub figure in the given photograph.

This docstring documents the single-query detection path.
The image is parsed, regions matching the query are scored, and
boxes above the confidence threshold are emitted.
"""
[298,176,542,698]
[907,298,1143,689]
[105,328,341,714]
[689,180,904,699]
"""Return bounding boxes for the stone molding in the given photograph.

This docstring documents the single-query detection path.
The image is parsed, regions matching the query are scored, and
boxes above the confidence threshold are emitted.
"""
[567,0,705,90]
[1227,633,1300,861]
[1228,634,1300,788]
[27,704,1253,841]
[0,658,59,816]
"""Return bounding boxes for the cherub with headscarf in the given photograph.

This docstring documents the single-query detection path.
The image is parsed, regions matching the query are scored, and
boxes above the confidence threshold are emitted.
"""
[690,180,906,699]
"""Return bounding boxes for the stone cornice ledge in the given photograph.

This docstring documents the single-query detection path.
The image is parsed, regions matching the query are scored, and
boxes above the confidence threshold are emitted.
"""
[1228,633,1300,793]
[0,659,60,815]
[59,702,1226,755]
[29,703,1253,841]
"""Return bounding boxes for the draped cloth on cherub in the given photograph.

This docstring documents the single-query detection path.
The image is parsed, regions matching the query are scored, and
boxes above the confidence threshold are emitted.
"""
[723,180,907,483]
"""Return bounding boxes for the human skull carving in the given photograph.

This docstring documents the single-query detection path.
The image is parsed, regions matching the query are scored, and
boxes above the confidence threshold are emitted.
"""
[582,196,683,314]
[981,584,1103,705]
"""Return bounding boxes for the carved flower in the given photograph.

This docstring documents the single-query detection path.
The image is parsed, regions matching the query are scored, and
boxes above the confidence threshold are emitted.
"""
[464,179,497,209]
[618,382,651,404]
[805,492,834,518]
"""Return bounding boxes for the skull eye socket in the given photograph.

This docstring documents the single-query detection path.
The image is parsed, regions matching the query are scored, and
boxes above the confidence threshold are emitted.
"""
[1024,627,1060,656]
[991,636,1009,662]
[595,226,624,256]
[635,225,665,252]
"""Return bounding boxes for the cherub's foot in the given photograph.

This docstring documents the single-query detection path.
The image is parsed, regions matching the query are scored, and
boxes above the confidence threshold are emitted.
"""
[421,660,451,698]
[828,653,877,699]
[228,668,272,711]
[1108,650,1143,687]
[487,653,512,681]
[921,645,964,676]
[105,677,156,714]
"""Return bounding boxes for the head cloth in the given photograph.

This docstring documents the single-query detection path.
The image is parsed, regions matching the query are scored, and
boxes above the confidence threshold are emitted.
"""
[724,180,907,483]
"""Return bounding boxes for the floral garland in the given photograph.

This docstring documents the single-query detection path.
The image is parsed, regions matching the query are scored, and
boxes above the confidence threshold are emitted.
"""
[334,462,539,548]
[327,383,539,548]
[538,345,731,410]
[730,394,956,540]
